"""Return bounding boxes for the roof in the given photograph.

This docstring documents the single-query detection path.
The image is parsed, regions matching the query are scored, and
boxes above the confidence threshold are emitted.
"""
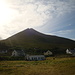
[14,50,25,56]
[14,50,24,53]
[0,50,7,51]
[29,55,45,57]
[70,50,75,53]
[44,50,52,53]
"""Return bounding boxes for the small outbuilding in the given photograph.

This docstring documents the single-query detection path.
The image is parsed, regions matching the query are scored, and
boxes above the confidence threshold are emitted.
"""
[26,55,45,61]
[11,50,25,56]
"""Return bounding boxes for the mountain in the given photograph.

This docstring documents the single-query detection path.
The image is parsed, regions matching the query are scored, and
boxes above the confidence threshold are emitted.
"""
[1,28,75,54]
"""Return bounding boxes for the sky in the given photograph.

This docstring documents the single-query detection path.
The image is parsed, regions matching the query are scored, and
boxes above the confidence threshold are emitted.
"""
[0,0,75,40]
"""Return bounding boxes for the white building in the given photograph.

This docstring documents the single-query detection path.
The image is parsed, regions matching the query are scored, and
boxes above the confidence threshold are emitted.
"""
[11,50,25,56]
[44,50,52,56]
[26,55,45,61]
[66,49,72,54]
[0,50,7,53]
[66,49,75,56]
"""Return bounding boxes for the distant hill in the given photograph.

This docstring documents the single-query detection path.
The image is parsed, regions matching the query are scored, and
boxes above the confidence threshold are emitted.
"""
[1,28,75,54]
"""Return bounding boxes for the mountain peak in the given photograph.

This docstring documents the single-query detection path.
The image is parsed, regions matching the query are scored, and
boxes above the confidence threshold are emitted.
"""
[24,28,40,35]
[25,28,36,31]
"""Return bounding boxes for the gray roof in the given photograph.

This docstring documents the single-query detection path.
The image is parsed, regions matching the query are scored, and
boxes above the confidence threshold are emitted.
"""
[15,50,24,53]
[69,50,75,54]
[15,50,25,56]
[29,55,45,57]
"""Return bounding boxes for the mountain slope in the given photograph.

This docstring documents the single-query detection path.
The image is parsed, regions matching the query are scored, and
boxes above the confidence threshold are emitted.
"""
[2,28,75,51]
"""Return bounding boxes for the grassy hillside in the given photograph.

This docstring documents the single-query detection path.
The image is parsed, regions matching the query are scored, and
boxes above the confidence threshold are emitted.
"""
[1,28,75,54]
[0,57,75,75]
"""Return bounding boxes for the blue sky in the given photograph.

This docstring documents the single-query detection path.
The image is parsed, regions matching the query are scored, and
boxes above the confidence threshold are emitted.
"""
[0,0,75,40]
[36,11,75,40]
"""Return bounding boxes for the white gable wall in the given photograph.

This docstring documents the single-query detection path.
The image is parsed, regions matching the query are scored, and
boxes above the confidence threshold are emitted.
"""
[66,49,72,54]
[44,50,52,56]
[12,50,18,56]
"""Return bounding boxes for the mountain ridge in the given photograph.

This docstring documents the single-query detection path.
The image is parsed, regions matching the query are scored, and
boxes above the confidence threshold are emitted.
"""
[6,28,75,42]
[4,28,75,44]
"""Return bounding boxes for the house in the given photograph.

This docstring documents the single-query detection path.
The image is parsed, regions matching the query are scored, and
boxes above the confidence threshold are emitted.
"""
[0,50,7,54]
[44,50,52,56]
[26,55,45,61]
[66,49,72,54]
[11,50,25,56]
[66,49,75,56]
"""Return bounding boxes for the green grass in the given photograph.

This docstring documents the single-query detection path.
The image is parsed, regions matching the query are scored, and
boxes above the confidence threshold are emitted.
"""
[0,57,75,75]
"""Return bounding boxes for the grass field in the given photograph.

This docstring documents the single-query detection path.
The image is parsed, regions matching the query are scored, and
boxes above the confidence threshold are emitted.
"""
[0,57,75,75]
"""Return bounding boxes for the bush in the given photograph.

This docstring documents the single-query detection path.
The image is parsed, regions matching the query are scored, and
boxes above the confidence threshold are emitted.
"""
[0,56,25,61]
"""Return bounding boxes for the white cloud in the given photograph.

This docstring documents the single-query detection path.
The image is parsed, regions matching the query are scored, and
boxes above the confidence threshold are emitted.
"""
[59,30,72,34]
[0,0,52,39]
[47,29,71,36]
[0,0,75,39]
[53,29,75,38]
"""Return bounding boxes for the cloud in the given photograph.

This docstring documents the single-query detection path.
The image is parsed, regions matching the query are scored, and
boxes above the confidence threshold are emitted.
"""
[51,29,75,39]
[0,0,75,39]
[48,29,75,40]
[55,30,74,35]
[1,0,52,39]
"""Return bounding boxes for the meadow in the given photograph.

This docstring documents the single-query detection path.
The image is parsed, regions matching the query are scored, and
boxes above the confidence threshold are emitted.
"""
[0,57,75,75]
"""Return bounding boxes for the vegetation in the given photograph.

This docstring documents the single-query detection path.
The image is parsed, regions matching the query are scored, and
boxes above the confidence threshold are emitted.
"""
[0,56,25,61]
[0,41,9,50]
[0,57,75,75]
